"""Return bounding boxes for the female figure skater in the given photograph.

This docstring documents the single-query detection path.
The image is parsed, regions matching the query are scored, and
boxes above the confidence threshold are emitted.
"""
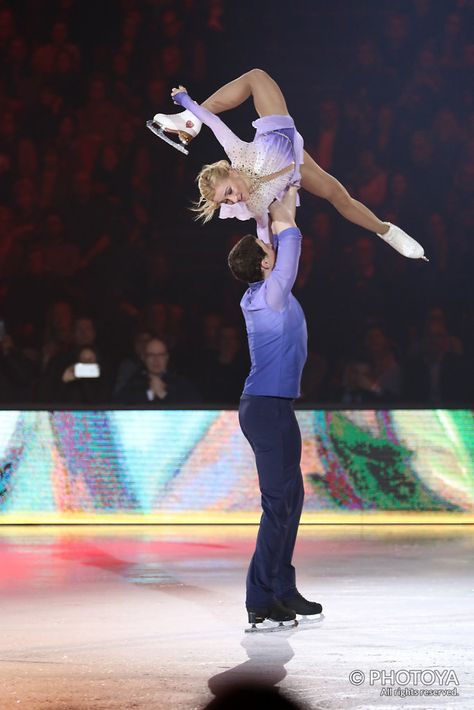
[150,69,427,259]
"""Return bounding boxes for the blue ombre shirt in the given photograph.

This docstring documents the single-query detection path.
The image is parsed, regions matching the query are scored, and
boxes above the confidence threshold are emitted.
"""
[240,227,307,398]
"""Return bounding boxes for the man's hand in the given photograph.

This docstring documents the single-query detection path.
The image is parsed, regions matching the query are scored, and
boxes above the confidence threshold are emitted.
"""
[149,374,167,400]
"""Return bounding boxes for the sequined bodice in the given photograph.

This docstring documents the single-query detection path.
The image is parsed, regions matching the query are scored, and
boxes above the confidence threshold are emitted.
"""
[228,130,297,221]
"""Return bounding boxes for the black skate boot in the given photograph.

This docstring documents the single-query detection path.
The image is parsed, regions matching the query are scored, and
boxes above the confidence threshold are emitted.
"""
[245,600,298,633]
[279,591,323,622]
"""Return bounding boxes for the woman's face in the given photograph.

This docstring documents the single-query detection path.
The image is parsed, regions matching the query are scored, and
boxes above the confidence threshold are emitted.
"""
[213,170,250,206]
[79,347,97,364]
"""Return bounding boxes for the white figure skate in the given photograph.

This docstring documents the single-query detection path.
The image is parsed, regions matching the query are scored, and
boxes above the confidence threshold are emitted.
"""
[377,222,429,261]
[146,109,202,155]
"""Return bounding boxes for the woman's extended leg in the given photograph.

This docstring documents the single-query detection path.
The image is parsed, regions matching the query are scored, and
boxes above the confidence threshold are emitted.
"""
[201,68,289,118]
[301,149,389,234]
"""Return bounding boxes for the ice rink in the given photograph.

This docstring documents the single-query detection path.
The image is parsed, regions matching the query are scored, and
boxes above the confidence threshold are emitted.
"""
[0,525,473,709]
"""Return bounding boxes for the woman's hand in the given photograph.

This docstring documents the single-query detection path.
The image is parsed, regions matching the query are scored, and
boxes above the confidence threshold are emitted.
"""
[62,365,76,383]
[171,85,188,101]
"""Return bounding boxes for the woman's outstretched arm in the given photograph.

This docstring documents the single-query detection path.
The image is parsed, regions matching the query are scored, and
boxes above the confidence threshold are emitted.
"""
[171,87,242,153]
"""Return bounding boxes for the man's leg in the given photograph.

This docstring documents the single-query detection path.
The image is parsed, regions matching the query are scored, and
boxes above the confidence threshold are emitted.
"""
[273,403,305,599]
[239,396,303,607]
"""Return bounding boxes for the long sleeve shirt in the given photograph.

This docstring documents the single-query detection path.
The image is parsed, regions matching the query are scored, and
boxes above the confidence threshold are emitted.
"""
[173,92,304,243]
[240,227,307,398]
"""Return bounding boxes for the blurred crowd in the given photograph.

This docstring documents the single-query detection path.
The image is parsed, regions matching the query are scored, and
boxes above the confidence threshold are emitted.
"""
[0,0,472,406]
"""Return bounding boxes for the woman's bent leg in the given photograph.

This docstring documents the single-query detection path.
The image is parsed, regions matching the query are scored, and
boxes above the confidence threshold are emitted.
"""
[202,68,289,118]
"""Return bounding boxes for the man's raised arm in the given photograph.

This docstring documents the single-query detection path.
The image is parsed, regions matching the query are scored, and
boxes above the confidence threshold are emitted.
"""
[263,188,302,311]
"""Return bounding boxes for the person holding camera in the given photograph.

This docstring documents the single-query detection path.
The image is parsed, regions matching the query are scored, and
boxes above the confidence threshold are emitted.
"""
[55,344,112,404]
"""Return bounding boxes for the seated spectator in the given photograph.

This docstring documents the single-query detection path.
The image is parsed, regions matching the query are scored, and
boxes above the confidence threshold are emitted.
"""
[188,311,222,380]
[0,329,36,403]
[334,236,387,354]
[375,105,397,164]
[55,345,112,404]
[352,149,388,207]
[113,327,152,395]
[41,299,75,368]
[363,326,401,399]
[78,76,121,142]
[41,213,80,279]
[32,21,80,77]
[199,325,248,404]
[300,350,328,403]
[383,172,414,227]
[326,357,387,405]
[115,337,199,405]
[38,314,102,400]
[402,320,471,405]
[409,307,464,356]
[144,300,168,340]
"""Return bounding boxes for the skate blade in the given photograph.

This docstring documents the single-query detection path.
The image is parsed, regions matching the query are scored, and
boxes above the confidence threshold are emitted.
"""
[245,619,298,634]
[297,612,325,624]
[146,121,189,155]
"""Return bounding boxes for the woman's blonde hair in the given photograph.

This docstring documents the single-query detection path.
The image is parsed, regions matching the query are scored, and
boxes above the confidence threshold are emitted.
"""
[191,159,231,223]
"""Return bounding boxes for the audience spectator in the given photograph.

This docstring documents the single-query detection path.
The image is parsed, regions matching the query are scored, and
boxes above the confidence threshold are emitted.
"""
[115,337,199,405]
[402,320,471,405]
[409,307,464,357]
[300,350,328,402]
[38,313,100,399]
[32,21,80,77]
[363,326,401,399]
[54,344,112,404]
[41,299,74,368]
[114,327,152,395]
[41,213,80,279]
[0,330,36,402]
[199,325,249,404]
[327,357,387,405]
[353,149,388,207]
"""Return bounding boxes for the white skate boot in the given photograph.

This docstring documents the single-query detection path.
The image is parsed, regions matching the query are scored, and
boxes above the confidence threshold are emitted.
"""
[146,109,202,155]
[377,222,429,261]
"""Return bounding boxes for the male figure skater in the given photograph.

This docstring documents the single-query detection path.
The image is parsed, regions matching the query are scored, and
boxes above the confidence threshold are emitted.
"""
[228,187,322,631]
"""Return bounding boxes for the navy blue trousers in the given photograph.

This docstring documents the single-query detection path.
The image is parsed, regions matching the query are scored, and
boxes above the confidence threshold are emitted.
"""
[239,395,305,608]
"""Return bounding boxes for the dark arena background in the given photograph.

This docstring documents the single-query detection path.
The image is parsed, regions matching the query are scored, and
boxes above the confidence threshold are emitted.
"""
[0,1,473,709]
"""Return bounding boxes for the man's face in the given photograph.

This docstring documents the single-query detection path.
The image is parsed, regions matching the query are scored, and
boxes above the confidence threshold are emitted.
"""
[144,341,169,376]
[255,239,276,275]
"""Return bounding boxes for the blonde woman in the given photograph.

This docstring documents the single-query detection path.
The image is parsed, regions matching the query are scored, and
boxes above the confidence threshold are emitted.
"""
[150,69,427,259]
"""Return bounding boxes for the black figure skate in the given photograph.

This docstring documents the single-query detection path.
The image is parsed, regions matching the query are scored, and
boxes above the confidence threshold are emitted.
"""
[245,600,298,634]
[279,591,324,625]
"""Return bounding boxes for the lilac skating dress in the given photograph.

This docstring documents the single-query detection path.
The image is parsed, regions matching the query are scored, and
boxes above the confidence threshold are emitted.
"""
[173,92,305,242]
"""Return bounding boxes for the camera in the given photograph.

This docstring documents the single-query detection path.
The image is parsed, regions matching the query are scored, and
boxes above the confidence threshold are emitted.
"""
[74,363,100,378]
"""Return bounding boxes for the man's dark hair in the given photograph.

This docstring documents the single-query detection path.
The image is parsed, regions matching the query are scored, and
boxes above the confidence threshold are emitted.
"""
[227,235,265,283]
